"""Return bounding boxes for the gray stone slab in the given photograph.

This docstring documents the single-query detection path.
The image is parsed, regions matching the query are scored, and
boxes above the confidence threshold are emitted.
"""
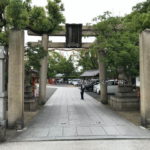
[48,127,63,137]
[31,128,49,137]
[115,126,137,136]
[90,127,106,135]
[63,127,77,136]
[102,126,120,135]
[69,120,81,125]
[127,126,150,136]
[77,127,92,136]
[19,130,33,138]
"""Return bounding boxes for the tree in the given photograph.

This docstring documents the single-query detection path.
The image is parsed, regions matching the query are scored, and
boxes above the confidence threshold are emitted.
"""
[28,0,65,34]
[48,51,75,78]
[5,0,29,30]
[0,32,8,47]
[25,43,48,72]
[78,48,98,72]
[0,0,9,29]
[27,0,65,103]
[93,12,139,81]
[123,0,150,33]
[0,0,65,46]
[92,11,139,103]
[0,0,65,80]
[0,0,9,46]
[93,12,120,103]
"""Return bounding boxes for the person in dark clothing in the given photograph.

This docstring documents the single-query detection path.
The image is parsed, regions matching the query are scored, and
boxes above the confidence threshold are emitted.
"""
[80,81,85,100]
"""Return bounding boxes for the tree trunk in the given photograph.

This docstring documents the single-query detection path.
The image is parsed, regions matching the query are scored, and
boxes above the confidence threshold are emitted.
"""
[98,50,108,104]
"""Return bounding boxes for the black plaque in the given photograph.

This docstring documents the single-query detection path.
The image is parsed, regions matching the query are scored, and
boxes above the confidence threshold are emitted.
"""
[66,24,82,48]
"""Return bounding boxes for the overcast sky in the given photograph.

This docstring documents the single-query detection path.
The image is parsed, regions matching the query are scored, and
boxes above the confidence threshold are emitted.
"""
[31,0,144,24]
[26,0,145,44]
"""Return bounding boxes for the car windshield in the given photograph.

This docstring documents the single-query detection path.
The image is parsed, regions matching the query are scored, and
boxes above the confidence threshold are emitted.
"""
[107,80,118,85]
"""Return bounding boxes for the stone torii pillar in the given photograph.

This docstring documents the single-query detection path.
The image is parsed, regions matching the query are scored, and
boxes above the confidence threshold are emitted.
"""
[140,29,150,127]
[98,50,108,104]
[8,30,24,129]
[0,46,6,141]
[39,34,48,104]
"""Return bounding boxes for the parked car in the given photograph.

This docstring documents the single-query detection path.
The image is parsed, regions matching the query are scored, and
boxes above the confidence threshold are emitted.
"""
[96,80,118,94]
[68,79,73,84]
[72,79,81,86]
[56,79,63,84]
[93,83,100,93]
[85,80,99,91]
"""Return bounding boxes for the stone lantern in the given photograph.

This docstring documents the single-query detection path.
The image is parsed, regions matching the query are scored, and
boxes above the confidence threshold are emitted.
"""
[109,66,139,111]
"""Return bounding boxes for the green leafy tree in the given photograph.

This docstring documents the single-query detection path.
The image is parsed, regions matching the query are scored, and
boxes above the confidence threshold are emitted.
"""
[0,32,8,47]
[0,0,9,29]
[93,12,139,80]
[5,0,29,30]
[25,43,48,72]
[123,0,150,33]
[0,0,9,46]
[48,51,75,78]
[92,12,139,103]
[28,0,65,34]
[78,48,98,72]
[0,0,65,42]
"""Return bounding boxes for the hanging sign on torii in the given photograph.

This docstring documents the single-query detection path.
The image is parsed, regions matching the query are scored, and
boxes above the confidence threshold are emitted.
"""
[66,24,82,48]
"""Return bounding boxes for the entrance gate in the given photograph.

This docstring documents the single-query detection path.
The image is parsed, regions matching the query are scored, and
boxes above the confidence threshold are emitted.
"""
[7,24,95,129]
[2,24,150,133]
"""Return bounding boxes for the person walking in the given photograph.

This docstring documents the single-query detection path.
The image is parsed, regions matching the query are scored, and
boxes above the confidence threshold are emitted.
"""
[80,81,85,100]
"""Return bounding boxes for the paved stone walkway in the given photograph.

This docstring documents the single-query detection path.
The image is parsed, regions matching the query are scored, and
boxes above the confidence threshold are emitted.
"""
[2,140,150,150]
[10,86,150,141]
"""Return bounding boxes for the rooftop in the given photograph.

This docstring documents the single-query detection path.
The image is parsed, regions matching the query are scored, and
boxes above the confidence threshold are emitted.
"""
[80,69,99,77]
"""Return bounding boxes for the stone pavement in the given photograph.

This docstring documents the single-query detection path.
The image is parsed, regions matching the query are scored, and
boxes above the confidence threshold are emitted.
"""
[1,140,150,150]
[8,86,150,141]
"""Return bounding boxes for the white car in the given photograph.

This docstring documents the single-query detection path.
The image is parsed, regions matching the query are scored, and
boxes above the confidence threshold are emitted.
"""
[72,81,79,86]
[68,79,73,84]
[93,83,100,93]
[72,79,81,86]
[96,80,118,94]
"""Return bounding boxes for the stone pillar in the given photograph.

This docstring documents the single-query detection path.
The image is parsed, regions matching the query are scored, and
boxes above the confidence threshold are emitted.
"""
[0,46,6,142]
[140,29,150,127]
[8,30,24,129]
[39,34,48,104]
[98,50,108,104]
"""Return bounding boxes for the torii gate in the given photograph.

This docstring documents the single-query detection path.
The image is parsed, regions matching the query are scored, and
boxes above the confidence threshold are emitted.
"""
[27,28,150,128]
[6,24,150,130]
[28,24,96,105]
[7,24,98,128]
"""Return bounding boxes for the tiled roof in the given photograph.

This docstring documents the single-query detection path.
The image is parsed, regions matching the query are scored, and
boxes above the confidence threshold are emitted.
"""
[80,69,99,77]
[55,73,64,77]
